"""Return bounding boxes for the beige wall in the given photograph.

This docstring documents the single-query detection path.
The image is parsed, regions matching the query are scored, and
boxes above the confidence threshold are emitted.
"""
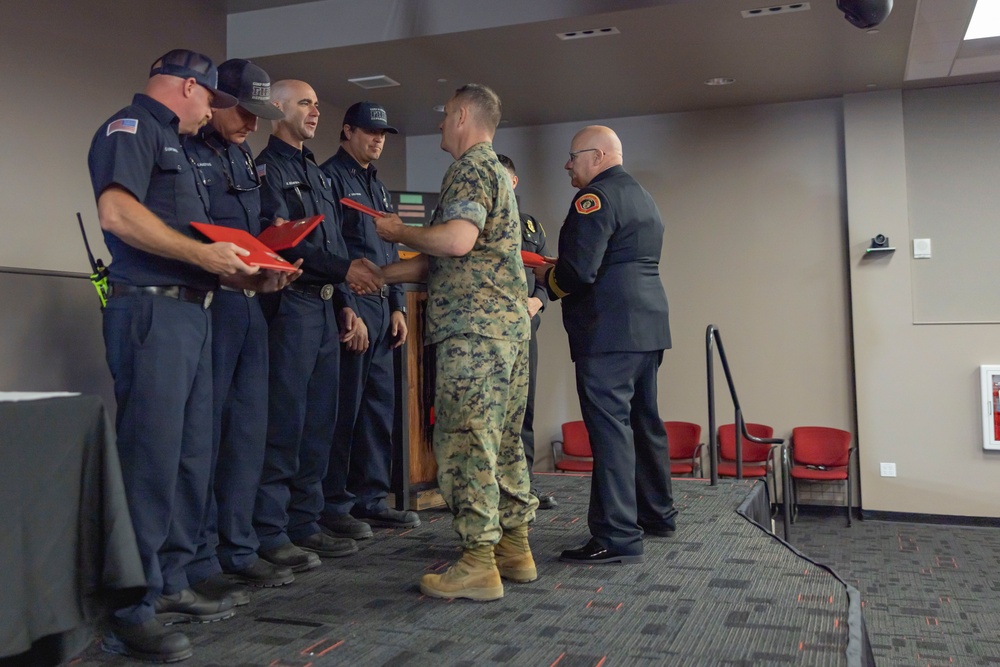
[406,98,856,483]
[408,88,1000,519]
[0,0,228,273]
[845,90,1000,517]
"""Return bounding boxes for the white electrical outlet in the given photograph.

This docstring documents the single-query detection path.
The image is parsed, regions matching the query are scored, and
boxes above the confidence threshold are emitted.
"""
[913,238,932,258]
[880,462,897,477]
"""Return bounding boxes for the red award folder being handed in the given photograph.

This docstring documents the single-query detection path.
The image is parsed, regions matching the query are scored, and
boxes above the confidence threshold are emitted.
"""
[190,222,297,273]
[257,215,324,251]
[339,197,385,218]
[520,250,556,268]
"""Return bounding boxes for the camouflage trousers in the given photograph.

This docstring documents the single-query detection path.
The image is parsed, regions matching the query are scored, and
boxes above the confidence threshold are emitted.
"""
[433,333,537,548]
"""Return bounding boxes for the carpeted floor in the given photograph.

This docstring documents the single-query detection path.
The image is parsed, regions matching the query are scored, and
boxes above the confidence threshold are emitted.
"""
[69,475,863,667]
[62,473,1000,667]
[783,508,1000,667]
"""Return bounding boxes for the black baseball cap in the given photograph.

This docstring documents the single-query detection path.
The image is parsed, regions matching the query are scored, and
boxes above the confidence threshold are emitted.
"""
[343,101,398,134]
[217,59,285,120]
[149,49,238,109]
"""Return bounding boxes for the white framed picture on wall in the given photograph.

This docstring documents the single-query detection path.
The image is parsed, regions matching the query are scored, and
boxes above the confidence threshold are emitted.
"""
[979,365,1000,451]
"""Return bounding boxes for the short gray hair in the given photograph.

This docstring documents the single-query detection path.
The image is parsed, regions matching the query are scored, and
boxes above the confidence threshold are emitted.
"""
[454,83,502,131]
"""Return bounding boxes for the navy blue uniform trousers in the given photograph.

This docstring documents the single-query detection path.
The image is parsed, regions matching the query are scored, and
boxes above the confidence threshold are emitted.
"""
[187,290,269,582]
[255,291,341,550]
[575,350,677,554]
[323,294,394,516]
[103,294,213,625]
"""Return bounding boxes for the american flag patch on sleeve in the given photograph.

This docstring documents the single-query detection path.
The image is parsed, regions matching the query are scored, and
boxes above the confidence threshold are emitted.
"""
[256,164,267,179]
[107,118,139,136]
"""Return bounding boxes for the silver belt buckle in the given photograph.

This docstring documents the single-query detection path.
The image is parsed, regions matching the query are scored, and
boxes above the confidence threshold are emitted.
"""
[320,284,334,301]
[379,285,389,298]
[203,290,214,309]
[243,289,256,298]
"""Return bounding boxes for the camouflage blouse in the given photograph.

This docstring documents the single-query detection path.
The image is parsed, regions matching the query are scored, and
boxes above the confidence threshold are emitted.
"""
[425,142,530,345]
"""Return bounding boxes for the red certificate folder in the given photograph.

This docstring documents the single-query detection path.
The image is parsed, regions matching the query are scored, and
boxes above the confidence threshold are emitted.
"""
[340,197,384,218]
[521,250,556,268]
[190,222,297,273]
[256,215,324,251]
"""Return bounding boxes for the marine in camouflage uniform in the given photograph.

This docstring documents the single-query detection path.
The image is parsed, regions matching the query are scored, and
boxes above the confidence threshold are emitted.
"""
[425,141,536,548]
[373,84,538,600]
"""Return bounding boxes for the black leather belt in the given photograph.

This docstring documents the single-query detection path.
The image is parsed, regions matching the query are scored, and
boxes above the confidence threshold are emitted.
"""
[219,285,257,298]
[109,283,214,309]
[286,282,335,301]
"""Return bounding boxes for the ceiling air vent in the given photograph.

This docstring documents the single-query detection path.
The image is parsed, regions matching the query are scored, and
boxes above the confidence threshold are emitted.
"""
[348,75,400,90]
[741,3,811,18]
[557,27,620,41]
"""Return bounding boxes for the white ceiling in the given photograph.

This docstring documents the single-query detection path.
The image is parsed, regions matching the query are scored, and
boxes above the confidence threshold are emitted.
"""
[223,0,1000,135]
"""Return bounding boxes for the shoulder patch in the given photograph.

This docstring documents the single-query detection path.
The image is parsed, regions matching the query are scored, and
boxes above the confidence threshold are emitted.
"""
[574,193,602,215]
[524,216,536,233]
[107,118,138,136]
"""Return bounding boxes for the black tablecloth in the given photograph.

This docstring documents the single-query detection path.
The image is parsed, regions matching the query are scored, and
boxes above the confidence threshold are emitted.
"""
[0,394,145,664]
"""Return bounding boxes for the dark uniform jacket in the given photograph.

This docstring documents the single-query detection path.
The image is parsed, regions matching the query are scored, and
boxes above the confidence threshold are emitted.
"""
[545,165,671,361]
[320,147,405,313]
[256,135,354,309]
[520,212,549,314]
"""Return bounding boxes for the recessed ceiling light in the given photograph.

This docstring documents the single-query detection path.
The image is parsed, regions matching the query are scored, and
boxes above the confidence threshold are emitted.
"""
[433,105,445,112]
[437,78,447,83]
[705,77,736,86]
[556,26,620,40]
[347,75,400,90]
[866,28,880,34]
[866,83,878,88]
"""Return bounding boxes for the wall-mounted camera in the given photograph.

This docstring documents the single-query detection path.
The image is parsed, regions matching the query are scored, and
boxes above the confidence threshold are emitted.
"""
[872,234,889,248]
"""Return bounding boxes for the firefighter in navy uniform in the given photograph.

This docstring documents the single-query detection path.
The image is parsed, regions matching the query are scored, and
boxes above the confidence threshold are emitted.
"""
[533,125,678,565]
[496,154,557,510]
[88,49,255,662]
[253,79,383,572]
[318,102,420,540]
[183,59,301,602]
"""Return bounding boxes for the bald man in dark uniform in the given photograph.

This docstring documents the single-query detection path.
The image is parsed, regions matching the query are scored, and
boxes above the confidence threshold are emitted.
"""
[534,125,678,564]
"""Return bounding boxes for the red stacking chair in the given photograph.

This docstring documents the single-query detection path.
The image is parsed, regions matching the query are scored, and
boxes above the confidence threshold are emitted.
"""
[786,426,854,526]
[717,422,781,504]
[552,420,594,473]
[665,421,703,476]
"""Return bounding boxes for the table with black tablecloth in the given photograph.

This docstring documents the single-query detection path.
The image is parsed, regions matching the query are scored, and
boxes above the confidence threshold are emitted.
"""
[0,393,145,665]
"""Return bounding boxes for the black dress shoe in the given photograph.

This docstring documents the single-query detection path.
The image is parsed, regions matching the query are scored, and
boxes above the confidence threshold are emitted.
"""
[293,531,359,558]
[354,506,421,528]
[154,587,235,625]
[226,557,295,587]
[560,539,644,564]
[191,574,251,607]
[102,618,192,662]
[260,542,321,572]
[318,512,373,539]
[531,489,558,510]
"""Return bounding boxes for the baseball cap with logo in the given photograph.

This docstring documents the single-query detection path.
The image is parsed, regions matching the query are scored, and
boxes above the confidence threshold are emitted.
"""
[216,59,285,120]
[343,101,398,134]
[149,49,238,109]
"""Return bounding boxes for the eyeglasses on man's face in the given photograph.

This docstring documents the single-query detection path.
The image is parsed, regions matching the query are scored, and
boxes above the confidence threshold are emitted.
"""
[568,148,599,162]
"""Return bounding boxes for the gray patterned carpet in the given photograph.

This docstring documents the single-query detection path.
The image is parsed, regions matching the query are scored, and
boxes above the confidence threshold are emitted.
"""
[784,508,1000,667]
[67,475,870,667]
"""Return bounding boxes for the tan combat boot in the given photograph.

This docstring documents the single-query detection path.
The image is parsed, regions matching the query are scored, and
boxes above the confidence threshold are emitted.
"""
[419,544,504,601]
[494,524,538,583]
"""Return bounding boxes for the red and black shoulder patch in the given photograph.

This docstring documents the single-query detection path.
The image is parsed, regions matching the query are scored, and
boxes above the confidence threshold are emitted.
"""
[574,193,602,215]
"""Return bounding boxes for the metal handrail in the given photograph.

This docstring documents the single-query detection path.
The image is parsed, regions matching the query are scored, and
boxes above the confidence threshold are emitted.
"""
[706,325,790,537]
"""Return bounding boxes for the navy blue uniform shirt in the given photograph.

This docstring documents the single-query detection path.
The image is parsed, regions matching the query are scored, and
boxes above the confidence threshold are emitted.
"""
[185,126,263,234]
[320,147,404,313]
[256,135,352,289]
[87,93,215,290]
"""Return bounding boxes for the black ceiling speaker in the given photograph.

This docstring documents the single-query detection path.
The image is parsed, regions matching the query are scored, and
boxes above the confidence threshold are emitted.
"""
[837,0,893,29]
